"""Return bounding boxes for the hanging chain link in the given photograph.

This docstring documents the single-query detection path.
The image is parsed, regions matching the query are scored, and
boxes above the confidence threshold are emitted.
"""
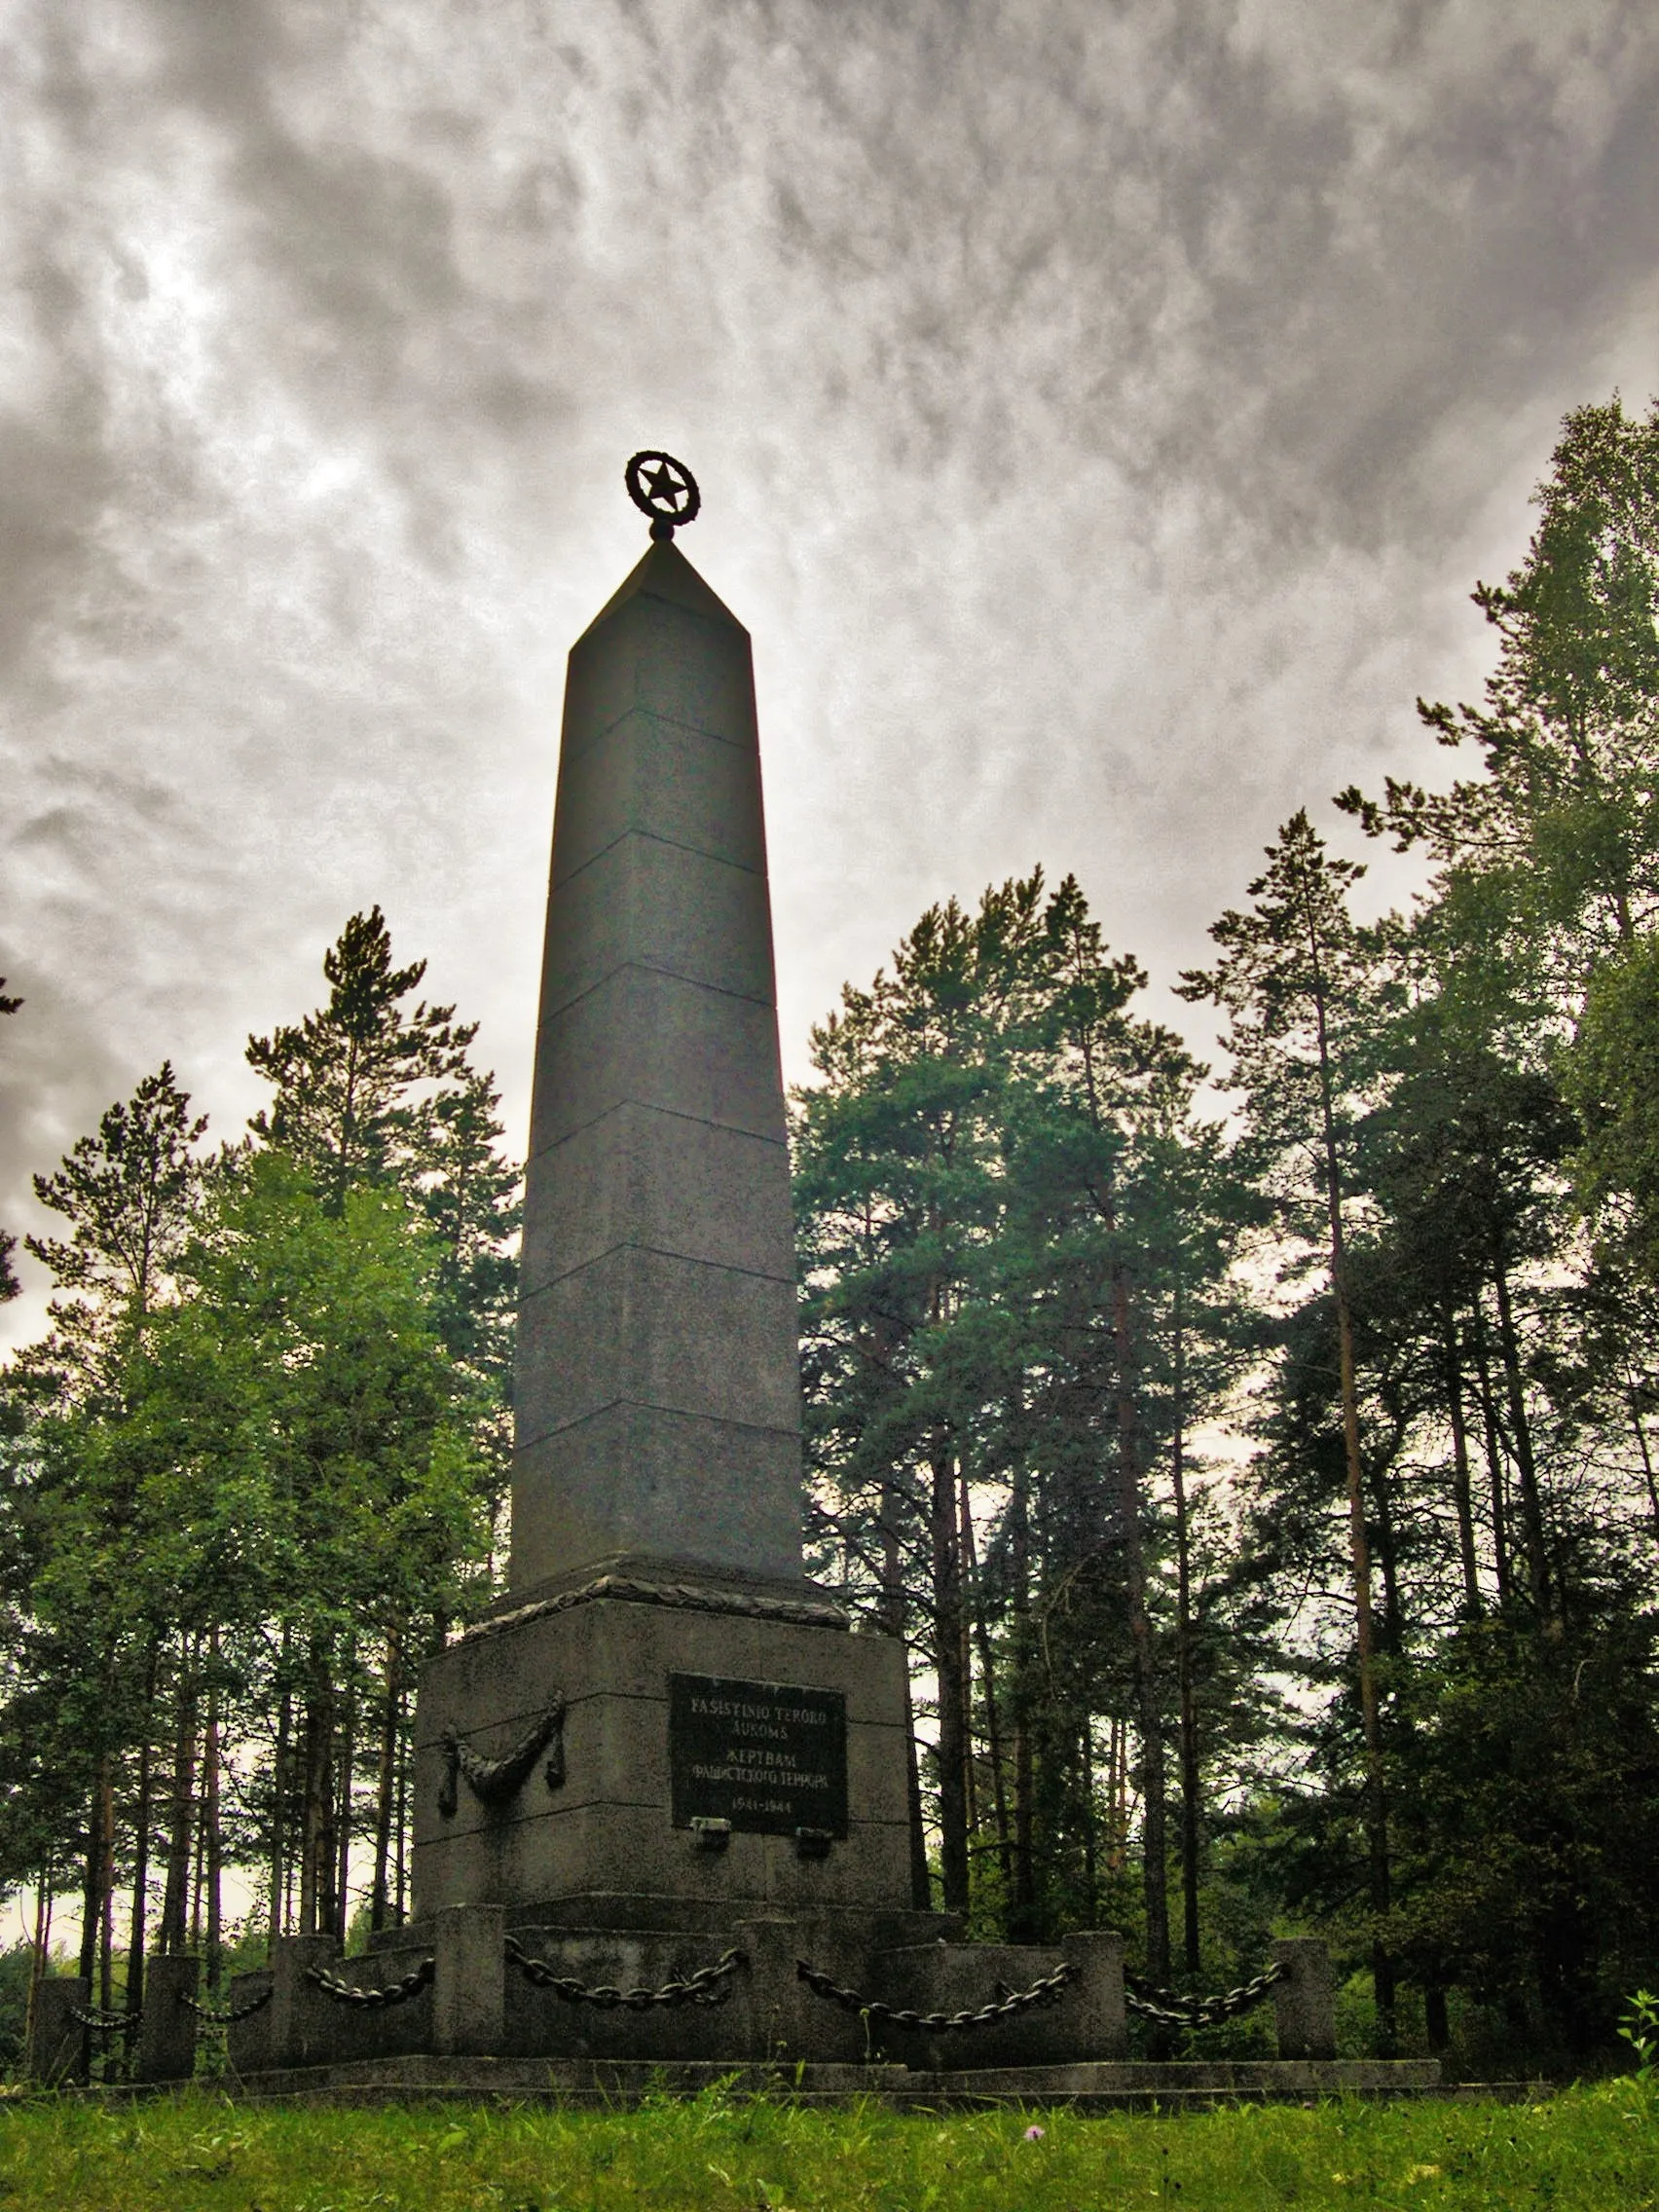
[794,1956,1074,2034]
[1124,1961,1284,2030]
[305,1956,435,2009]
[504,1934,743,2009]
[178,1983,276,2024]
[67,2003,137,2034]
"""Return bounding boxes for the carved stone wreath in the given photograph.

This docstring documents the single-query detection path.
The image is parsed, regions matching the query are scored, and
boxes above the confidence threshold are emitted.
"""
[438,1696,567,1819]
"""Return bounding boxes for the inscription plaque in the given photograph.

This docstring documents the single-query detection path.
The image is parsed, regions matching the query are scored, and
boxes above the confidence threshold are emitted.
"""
[669,1673,849,1838]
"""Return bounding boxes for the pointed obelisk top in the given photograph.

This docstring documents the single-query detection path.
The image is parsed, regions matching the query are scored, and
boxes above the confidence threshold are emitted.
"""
[508,450,804,1602]
[577,536,746,641]
[579,447,744,639]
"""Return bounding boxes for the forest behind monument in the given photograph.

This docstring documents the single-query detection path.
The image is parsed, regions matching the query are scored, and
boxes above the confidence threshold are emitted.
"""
[4,395,1659,2078]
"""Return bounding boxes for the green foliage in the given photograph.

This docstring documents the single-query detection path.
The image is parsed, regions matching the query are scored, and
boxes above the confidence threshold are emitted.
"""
[1619,1989,1659,2080]
[0,2088,1653,2212]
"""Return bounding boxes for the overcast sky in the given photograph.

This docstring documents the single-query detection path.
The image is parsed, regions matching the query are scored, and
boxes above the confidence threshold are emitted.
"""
[2,0,1656,1346]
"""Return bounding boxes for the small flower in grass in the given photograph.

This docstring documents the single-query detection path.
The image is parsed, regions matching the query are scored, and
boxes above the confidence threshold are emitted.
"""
[1022,2124,1047,2141]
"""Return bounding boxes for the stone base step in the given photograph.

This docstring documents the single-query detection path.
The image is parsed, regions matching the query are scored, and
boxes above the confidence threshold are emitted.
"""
[208,2053,1486,2108]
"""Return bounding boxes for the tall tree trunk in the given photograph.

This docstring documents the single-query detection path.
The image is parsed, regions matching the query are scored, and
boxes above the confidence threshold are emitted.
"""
[1112,1260,1169,1988]
[370,1625,403,1933]
[159,1638,200,1955]
[127,1641,158,2023]
[98,1761,116,2015]
[1491,1256,1552,1618]
[1467,1294,1510,1599]
[298,1645,336,1938]
[269,1651,291,1954]
[881,1474,932,1911]
[333,1651,356,1944]
[1441,1300,1482,1613]
[203,1641,223,1995]
[1298,886,1392,2053]
[1625,1381,1659,1546]
[394,1679,410,1926]
[79,1770,104,1989]
[960,1474,1014,1907]
[25,1867,52,2053]
[1169,1277,1203,1978]
[1079,1718,1098,1926]
[931,1444,972,1913]
[1009,1458,1038,1941]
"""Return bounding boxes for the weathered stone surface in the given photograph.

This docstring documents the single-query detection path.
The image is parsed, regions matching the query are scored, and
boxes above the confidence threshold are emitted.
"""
[528,965,787,1154]
[552,710,766,888]
[433,1905,506,2058]
[516,1244,802,1447]
[868,1941,1086,2072]
[226,1970,275,2076]
[412,1596,913,1921]
[267,1934,436,2073]
[509,1417,804,1596]
[537,835,777,1019]
[509,535,802,1599]
[27,1976,89,2084]
[522,1103,794,1292]
[134,1952,200,2083]
[1062,1930,1129,2061]
[1272,1936,1337,2061]
[212,2051,1454,2108]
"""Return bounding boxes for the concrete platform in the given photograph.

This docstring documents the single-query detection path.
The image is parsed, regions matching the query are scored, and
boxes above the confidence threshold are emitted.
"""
[211,2053,1458,2109]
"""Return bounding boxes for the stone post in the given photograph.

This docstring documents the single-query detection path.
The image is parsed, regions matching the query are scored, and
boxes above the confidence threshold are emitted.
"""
[432,1905,505,2057]
[736,1918,819,2066]
[268,1933,337,2072]
[225,1972,275,2077]
[1271,1937,1336,2061]
[27,1976,89,2084]
[1061,1930,1129,2061]
[134,1952,200,2083]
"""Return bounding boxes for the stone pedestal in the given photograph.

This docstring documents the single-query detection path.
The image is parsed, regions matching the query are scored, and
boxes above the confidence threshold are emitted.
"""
[134,1952,200,2083]
[1062,1929,1130,2060]
[1272,1937,1337,2060]
[27,1976,89,2084]
[413,1593,913,1925]
[433,1905,506,2057]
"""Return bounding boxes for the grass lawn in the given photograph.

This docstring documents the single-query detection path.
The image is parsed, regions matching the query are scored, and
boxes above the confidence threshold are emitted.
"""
[0,2081,1654,2210]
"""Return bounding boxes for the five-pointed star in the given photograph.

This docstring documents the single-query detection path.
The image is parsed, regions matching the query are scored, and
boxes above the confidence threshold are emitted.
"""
[643,460,690,511]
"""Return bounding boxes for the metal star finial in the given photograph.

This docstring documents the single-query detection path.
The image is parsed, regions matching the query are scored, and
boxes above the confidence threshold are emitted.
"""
[625,450,701,540]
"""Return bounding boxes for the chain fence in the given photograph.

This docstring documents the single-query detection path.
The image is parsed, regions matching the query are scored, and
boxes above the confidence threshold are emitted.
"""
[305,1957,435,2009]
[67,2004,136,2035]
[504,1934,743,2009]
[794,1956,1073,2034]
[1124,1962,1284,2031]
[179,1983,275,2024]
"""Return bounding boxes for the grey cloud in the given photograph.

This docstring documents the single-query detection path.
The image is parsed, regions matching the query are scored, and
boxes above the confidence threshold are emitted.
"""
[2,0,1656,1348]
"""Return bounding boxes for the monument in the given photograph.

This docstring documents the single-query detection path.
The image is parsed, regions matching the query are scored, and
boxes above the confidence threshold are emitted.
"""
[38,457,1372,2100]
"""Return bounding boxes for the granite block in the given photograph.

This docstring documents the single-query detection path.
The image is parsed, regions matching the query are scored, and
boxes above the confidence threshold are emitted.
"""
[520,1102,795,1294]
[528,966,787,1153]
[552,710,766,887]
[561,582,756,761]
[537,834,777,1019]
[515,1241,802,1445]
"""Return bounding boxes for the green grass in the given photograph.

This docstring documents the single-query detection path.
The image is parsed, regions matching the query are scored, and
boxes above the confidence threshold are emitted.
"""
[0,2082,1654,2210]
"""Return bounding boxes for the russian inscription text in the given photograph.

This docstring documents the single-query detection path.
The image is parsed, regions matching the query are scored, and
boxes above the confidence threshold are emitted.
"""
[669,1673,849,1838]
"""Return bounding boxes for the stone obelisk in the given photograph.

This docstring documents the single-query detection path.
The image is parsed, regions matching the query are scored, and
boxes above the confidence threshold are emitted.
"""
[509,466,803,1601]
[411,456,916,1933]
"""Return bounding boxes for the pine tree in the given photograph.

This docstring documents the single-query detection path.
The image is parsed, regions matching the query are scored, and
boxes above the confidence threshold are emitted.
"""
[246,906,475,1214]
[1179,809,1400,2045]
[0,980,20,1304]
